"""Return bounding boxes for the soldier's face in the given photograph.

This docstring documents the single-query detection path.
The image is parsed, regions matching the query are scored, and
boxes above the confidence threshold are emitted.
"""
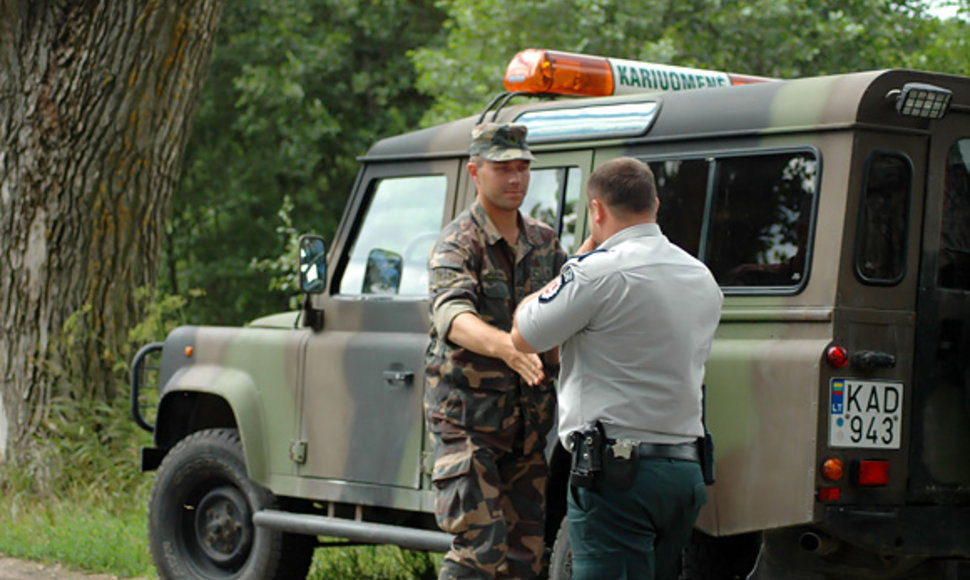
[469,159,531,213]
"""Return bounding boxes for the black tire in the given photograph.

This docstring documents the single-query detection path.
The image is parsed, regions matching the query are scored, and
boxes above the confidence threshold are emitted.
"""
[680,529,761,580]
[148,428,315,580]
[548,515,572,580]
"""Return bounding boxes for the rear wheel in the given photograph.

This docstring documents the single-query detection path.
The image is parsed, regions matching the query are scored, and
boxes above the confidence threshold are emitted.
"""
[680,529,761,580]
[148,428,315,580]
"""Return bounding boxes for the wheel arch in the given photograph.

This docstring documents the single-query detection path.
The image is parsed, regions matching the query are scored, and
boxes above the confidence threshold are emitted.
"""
[154,367,270,483]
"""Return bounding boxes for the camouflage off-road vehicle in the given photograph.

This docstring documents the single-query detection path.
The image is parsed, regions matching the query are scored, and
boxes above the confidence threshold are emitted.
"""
[132,49,970,578]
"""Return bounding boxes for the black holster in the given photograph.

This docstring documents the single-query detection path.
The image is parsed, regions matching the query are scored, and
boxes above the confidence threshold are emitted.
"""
[698,384,716,485]
[568,422,604,489]
[697,432,716,485]
[569,422,639,491]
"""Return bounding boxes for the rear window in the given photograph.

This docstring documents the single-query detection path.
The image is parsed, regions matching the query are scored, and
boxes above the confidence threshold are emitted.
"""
[939,139,970,290]
[855,153,912,285]
[650,150,817,292]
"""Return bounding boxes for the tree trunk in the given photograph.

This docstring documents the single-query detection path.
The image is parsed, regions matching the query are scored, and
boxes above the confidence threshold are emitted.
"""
[0,0,222,462]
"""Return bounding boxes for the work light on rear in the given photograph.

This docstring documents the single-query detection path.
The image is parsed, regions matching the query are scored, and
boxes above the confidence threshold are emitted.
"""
[889,82,952,120]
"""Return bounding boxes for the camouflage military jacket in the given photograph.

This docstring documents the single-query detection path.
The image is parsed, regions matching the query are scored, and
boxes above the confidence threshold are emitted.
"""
[426,201,567,396]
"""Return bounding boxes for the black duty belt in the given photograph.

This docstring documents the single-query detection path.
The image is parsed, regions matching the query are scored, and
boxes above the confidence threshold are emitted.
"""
[637,441,699,463]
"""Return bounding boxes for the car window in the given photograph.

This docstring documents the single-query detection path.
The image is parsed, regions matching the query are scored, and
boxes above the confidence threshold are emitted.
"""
[706,153,817,288]
[855,153,912,285]
[939,138,970,290]
[338,174,447,296]
[651,158,709,257]
[522,166,583,254]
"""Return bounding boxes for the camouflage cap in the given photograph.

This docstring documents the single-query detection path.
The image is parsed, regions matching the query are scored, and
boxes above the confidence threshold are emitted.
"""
[468,122,536,162]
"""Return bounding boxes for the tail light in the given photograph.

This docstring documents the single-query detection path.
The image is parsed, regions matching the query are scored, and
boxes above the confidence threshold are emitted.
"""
[855,460,890,486]
[818,486,841,501]
[826,344,849,368]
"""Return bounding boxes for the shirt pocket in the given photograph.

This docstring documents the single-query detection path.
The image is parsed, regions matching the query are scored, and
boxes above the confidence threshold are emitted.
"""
[479,270,512,330]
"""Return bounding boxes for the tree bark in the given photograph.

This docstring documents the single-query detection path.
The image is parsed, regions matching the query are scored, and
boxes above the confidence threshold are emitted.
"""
[0,0,222,462]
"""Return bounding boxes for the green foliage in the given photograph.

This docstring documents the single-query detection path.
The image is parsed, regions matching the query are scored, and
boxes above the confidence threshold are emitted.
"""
[250,195,303,307]
[308,543,441,579]
[904,2,970,75]
[125,287,194,347]
[412,0,673,126]
[0,387,153,507]
[2,286,188,497]
[412,0,960,125]
[166,0,447,325]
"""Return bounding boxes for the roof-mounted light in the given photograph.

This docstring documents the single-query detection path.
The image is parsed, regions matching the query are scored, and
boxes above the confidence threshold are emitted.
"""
[503,48,775,98]
[887,82,952,120]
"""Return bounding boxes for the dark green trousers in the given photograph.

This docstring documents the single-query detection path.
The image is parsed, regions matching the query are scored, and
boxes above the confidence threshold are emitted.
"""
[568,457,707,580]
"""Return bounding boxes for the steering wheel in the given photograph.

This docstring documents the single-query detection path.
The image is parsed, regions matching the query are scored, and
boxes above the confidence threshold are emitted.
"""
[403,231,440,263]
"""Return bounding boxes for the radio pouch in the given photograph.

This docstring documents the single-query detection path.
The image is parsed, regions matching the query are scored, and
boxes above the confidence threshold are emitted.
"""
[600,439,639,491]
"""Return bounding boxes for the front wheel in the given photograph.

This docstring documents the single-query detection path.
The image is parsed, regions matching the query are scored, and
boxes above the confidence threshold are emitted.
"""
[148,428,315,580]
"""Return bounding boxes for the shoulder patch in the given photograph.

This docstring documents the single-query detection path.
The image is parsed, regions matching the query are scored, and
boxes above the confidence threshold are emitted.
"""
[539,265,574,303]
[432,268,461,287]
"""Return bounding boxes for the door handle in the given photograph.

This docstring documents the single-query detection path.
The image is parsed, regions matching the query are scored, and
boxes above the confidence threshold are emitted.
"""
[851,350,896,369]
[383,369,414,385]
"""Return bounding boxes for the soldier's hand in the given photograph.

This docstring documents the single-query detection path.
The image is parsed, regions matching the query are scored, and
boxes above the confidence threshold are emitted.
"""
[501,338,544,386]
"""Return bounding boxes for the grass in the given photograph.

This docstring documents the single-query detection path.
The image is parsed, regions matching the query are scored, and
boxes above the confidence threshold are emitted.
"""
[0,485,155,578]
[0,396,443,579]
[0,484,443,579]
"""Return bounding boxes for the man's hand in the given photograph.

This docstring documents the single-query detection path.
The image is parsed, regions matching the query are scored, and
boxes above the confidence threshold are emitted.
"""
[499,336,545,386]
[448,312,545,385]
[576,235,598,254]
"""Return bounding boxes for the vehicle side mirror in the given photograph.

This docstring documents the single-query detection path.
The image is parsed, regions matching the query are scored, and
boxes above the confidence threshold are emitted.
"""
[299,235,327,294]
[362,248,403,295]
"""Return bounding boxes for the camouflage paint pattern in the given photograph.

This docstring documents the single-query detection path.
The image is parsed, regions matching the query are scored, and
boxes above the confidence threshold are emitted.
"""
[424,200,565,577]
[140,67,970,565]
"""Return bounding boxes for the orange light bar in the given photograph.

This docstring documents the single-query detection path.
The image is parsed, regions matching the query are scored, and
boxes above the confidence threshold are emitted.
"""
[503,48,775,98]
[504,49,613,96]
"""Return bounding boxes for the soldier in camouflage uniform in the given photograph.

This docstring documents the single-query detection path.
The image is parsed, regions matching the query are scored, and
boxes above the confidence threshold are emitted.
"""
[425,123,567,579]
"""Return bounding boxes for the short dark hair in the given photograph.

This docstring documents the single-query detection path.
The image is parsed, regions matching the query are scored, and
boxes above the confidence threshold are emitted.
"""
[587,157,657,215]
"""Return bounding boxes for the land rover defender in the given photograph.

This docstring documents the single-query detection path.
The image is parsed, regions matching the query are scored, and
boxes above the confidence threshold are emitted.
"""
[131,49,970,579]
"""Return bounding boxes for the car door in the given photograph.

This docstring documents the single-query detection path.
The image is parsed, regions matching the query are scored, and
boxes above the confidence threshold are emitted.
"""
[298,159,459,491]
[911,112,970,498]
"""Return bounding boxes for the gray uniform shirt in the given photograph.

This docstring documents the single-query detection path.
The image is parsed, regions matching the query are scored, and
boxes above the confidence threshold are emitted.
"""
[516,223,723,447]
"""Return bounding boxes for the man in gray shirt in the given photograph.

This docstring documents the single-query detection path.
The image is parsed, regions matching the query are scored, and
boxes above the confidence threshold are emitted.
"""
[511,157,723,579]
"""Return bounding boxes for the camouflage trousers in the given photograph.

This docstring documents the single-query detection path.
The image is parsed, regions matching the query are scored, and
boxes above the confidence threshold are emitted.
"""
[428,417,549,580]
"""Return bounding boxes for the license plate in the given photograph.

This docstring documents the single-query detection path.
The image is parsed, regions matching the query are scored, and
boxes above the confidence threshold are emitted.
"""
[828,379,903,449]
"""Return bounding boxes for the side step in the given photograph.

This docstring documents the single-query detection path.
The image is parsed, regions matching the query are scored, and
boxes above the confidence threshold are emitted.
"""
[253,509,452,553]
